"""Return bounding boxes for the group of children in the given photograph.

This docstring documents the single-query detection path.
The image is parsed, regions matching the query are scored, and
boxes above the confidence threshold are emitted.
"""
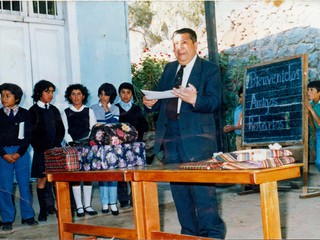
[0,80,148,233]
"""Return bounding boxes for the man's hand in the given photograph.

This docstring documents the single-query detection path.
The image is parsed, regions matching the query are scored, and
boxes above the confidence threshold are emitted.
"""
[143,96,158,108]
[172,83,197,106]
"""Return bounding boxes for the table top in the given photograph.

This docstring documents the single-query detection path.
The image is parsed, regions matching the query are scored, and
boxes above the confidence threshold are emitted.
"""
[131,163,303,184]
[46,168,133,182]
[47,163,303,185]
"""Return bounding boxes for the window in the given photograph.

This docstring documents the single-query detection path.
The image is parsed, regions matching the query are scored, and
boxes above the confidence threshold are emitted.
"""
[31,1,61,19]
[0,1,22,11]
[0,1,26,16]
[33,1,56,15]
[0,1,63,22]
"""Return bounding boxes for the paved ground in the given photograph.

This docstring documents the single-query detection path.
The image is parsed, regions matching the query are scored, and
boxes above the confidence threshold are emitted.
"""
[1,163,320,239]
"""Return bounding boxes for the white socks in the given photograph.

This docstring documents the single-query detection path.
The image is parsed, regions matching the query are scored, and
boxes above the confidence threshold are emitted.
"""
[83,185,93,209]
[72,185,83,212]
[110,204,118,211]
[102,204,109,210]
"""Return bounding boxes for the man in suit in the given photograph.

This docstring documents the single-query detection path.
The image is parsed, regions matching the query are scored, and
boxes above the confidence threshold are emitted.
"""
[143,28,226,239]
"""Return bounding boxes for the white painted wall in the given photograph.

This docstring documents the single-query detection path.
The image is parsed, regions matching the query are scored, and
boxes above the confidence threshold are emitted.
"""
[0,1,131,109]
[75,1,131,105]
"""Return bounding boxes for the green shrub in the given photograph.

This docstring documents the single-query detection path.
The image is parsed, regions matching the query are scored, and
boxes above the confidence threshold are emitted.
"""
[132,52,168,131]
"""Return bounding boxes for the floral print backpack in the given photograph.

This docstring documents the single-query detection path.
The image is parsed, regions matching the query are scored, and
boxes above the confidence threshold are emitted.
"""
[89,122,138,146]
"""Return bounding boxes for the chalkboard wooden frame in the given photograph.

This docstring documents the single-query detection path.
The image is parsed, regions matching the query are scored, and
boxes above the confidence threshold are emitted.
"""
[241,54,312,196]
[242,55,308,148]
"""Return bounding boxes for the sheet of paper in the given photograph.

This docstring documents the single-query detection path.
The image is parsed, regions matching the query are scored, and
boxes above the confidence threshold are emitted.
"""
[141,90,177,100]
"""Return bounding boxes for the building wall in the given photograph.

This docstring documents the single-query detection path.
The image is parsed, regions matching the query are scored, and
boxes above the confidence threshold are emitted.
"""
[75,1,131,105]
[0,1,131,108]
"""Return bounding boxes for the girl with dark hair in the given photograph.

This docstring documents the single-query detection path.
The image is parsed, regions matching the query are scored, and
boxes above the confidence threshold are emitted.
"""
[61,84,98,217]
[0,83,38,233]
[29,80,65,222]
[91,83,119,123]
[91,83,119,215]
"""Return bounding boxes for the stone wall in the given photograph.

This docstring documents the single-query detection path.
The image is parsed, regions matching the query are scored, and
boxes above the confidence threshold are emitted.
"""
[216,0,320,80]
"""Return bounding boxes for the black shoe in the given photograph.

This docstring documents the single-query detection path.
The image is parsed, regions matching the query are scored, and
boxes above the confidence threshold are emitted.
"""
[38,211,47,222]
[120,201,129,208]
[121,201,132,209]
[0,220,2,226]
[76,208,85,217]
[110,204,119,216]
[47,205,57,215]
[2,222,13,233]
[111,209,119,216]
[101,208,109,214]
[84,206,98,216]
[21,217,39,226]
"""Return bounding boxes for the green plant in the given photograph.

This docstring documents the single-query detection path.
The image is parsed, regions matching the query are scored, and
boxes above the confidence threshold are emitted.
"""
[132,51,169,131]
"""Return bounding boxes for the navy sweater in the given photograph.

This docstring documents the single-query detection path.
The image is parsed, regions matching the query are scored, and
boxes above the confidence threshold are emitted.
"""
[0,107,31,157]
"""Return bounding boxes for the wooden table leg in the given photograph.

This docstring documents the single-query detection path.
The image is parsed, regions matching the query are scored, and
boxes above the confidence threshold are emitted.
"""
[55,182,73,240]
[131,181,146,239]
[259,181,282,239]
[131,181,160,239]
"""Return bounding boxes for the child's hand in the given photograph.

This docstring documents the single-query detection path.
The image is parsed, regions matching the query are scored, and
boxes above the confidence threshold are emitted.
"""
[101,102,109,112]
[305,99,312,111]
[3,154,17,164]
[223,125,234,133]
[12,153,20,161]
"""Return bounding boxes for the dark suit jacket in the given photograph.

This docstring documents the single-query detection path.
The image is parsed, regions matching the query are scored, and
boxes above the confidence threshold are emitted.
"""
[150,56,221,162]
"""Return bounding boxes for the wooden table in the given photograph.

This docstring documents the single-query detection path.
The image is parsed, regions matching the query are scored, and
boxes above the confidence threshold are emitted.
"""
[47,163,302,240]
[131,163,302,240]
[46,169,139,240]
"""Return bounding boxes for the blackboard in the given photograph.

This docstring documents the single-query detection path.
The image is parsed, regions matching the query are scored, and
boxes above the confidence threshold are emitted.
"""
[242,55,307,146]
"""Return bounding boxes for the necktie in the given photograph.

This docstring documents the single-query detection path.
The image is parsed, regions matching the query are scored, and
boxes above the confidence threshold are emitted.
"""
[45,104,48,109]
[9,109,14,119]
[166,65,186,120]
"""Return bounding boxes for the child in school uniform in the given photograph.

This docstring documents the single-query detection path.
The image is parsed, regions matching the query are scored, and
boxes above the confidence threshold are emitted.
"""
[0,83,38,233]
[91,83,120,215]
[29,80,65,221]
[61,84,98,217]
[306,80,320,172]
[116,82,149,142]
[115,82,148,208]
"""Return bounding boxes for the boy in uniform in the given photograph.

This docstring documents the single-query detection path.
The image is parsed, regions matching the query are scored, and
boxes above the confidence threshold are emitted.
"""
[115,82,148,208]
[0,83,38,233]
